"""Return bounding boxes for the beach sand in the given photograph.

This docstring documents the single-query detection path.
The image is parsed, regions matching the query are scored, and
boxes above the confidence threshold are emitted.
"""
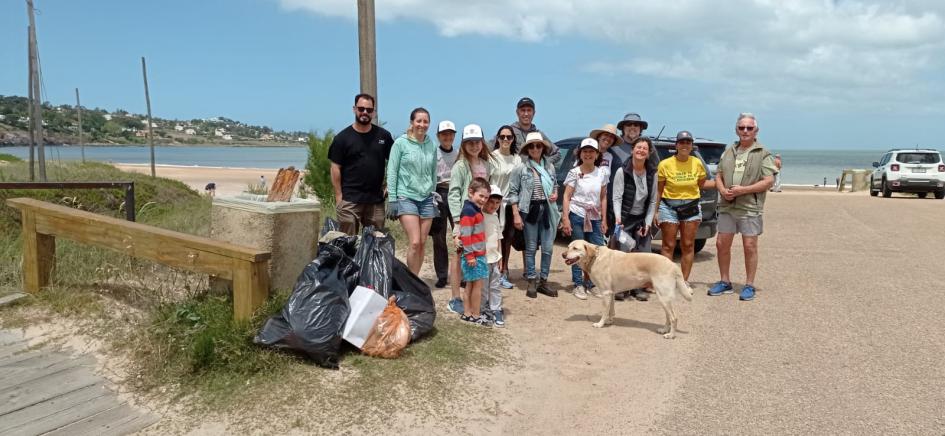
[115,164,283,196]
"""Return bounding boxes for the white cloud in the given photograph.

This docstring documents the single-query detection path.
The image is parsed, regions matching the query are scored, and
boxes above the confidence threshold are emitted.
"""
[279,0,945,108]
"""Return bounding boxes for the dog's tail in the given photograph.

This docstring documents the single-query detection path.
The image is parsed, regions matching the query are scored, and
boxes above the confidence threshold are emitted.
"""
[676,270,693,302]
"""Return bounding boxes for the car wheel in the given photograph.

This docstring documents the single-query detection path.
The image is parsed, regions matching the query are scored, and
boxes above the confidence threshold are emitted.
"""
[918,192,928,199]
[935,190,945,200]
[869,177,878,196]
[882,178,892,198]
[694,239,706,253]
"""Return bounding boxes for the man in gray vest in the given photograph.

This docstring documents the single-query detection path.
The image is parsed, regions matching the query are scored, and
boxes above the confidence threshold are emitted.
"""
[707,113,778,302]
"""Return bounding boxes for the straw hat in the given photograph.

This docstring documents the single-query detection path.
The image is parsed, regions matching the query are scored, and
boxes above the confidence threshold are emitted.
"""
[588,124,623,145]
[520,132,553,155]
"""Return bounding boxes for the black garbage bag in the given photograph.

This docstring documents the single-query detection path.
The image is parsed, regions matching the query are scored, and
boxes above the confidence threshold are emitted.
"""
[352,226,395,297]
[253,244,357,369]
[322,234,359,257]
[390,259,436,342]
[319,217,342,237]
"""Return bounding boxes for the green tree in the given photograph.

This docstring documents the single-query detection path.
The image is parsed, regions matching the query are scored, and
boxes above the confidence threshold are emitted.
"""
[303,130,335,211]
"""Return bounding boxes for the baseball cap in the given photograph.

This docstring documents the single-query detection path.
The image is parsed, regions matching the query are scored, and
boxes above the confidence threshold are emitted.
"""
[437,120,456,133]
[579,137,599,150]
[675,130,694,142]
[489,184,504,198]
[517,97,535,109]
[462,124,483,142]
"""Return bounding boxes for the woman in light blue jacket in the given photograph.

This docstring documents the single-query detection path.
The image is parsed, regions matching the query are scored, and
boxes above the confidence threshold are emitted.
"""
[387,107,437,275]
[508,132,560,299]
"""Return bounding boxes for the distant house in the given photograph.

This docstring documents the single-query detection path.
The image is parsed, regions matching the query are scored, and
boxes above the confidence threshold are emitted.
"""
[214,128,225,137]
[297,137,307,143]
[140,119,149,126]
[222,134,233,141]
[174,124,184,131]
[0,114,6,121]
[18,117,29,124]
[185,128,196,135]
[103,114,113,121]
[260,133,274,141]
[135,130,148,137]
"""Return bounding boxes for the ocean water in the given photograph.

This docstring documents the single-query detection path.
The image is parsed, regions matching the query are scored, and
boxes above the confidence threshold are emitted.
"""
[2,145,938,185]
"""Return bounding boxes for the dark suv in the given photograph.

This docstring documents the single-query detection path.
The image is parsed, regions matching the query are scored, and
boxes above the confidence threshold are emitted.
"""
[555,136,722,253]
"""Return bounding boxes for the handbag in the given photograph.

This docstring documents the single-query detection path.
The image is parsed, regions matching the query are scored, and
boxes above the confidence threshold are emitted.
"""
[665,199,700,220]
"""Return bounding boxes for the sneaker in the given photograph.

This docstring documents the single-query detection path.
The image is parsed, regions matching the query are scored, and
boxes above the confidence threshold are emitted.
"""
[587,287,601,298]
[614,291,629,301]
[739,284,756,301]
[499,274,514,289]
[537,279,557,298]
[630,288,649,301]
[707,281,733,296]
[461,314,492,327]
[447,298,464,314]
[493,310,505,328]
[480,309,494,322]
[573,285,588,300]
[434,278,448,289]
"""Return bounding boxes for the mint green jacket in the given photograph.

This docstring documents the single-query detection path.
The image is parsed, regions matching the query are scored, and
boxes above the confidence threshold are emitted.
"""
[387,134,437,201]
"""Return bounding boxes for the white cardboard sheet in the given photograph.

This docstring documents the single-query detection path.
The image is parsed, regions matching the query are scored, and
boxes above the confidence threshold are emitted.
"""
[342,286,388,349]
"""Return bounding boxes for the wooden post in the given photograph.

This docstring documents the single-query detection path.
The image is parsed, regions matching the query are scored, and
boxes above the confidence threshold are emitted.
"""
[357,0,378,122]
[141,57,156,177]
[20,210,56,293]
[232,260,269,321]
[27,26,35,181]
[76,88,84,163]
[27,0,47,181]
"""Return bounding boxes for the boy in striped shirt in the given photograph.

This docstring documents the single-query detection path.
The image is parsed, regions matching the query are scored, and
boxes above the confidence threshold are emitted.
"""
[457,177,492,327]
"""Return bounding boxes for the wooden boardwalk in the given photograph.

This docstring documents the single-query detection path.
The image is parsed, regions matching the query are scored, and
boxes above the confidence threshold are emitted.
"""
[0,330,157,435]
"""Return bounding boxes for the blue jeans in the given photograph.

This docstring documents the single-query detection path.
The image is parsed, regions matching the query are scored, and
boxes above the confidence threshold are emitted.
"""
[569,212,604,286]
[523,216,555,280]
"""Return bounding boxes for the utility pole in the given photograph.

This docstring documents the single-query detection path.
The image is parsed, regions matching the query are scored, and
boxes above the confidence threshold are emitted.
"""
[141,57,155,177]
[27,26,35,181]
[357,0,378,123]
[75,88,84,163]
[27,0,47,181]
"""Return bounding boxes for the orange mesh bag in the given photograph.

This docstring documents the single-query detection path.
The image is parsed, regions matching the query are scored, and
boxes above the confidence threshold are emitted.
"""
[361,296,411,358]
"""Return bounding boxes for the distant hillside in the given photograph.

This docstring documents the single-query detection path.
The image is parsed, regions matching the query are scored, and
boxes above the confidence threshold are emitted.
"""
[0,94,309,146]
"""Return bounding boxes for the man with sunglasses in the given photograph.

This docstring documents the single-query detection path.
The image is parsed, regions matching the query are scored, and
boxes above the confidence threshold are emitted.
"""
[328,93,395,235]
[510,97,560,169]
[708,113,778,302]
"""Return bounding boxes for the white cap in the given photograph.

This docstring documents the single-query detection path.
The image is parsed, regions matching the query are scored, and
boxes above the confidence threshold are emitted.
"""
[462,124,483,141]
[579,137,600,150]
[437,120,456,133]
[490,184,504,198]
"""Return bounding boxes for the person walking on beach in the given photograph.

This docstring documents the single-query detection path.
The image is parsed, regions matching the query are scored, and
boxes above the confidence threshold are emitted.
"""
[708,113,778,301]
[328,93,394,235]
[430,120,459,288]
[771,154,783,192]
[386,107,438,275]
[510,97,560,169]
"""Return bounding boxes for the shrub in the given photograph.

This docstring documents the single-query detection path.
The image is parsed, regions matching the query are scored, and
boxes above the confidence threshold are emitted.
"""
[303,131,335,212]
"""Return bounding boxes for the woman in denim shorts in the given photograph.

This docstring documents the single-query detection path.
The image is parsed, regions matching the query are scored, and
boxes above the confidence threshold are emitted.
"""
[655,131,714,281]
[387,107,439,275]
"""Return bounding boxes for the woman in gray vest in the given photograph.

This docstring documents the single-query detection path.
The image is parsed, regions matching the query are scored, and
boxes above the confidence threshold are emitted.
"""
[611,137,659,301]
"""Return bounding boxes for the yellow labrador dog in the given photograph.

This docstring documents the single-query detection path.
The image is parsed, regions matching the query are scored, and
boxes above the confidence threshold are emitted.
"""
[562,240,693,338]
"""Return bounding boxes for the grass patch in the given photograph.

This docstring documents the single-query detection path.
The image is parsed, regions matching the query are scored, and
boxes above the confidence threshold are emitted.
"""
[0,153,23,163]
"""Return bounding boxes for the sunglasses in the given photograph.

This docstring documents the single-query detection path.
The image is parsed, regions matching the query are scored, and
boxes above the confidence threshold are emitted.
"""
[498,134,514,140]
[525,143,543,150]
[356,106,375,114]
[737,126,755,132]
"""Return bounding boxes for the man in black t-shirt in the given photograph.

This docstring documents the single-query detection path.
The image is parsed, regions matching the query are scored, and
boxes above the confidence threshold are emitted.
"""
[328,93,394,235]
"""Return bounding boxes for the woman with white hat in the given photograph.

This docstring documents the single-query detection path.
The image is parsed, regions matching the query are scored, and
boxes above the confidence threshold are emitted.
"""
[561,137,608,300]
[588,123,623,235]
[507,132,561,298]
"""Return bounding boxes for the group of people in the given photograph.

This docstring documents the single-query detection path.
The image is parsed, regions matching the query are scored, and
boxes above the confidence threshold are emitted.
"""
[328,92,779,328]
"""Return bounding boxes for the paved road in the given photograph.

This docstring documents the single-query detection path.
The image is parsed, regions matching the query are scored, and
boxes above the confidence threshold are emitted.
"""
[654,191,945,435]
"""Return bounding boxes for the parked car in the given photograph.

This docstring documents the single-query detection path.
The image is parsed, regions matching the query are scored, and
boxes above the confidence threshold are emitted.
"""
[555,136,722,253]
[870,149,945,199]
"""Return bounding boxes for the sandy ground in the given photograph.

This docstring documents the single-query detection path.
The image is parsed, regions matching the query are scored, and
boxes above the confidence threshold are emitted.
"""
[115,164,283,197]
[27,163,945,434]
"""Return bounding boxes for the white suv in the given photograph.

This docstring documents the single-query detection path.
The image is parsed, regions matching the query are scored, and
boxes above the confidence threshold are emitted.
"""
[870,149,945,199]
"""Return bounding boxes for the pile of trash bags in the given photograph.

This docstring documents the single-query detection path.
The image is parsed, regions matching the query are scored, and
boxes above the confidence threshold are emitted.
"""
[254,220,436,368]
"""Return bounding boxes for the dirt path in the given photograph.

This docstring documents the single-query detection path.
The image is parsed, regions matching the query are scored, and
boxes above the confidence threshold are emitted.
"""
[412,190,945,435]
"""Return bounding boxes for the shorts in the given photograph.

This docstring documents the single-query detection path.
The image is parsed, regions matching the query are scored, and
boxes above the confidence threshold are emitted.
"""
[658,198,702,224]
[461,256,490,282]
[718,212,764,236]
[393,195,438,219]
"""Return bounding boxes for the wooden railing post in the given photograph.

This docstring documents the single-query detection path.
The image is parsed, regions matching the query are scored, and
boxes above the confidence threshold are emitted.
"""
[21,209,55,293]
[232,260,270,321]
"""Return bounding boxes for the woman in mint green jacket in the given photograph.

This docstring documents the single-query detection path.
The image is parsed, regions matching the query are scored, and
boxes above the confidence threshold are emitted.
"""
[387,107,438,274]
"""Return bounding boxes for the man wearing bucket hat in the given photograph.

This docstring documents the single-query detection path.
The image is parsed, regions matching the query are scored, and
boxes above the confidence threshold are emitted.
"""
[507,131,561,298]
[613,113,659,170]
[510,97,561,169]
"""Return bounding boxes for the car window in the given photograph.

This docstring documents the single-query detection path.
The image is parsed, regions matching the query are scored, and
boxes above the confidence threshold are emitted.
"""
[895,152,940,164]
[880,153,890,165]
[695,144,726,165]
[555,142,578,181]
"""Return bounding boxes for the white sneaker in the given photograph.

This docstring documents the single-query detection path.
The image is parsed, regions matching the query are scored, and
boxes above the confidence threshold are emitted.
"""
[573,285,588,300]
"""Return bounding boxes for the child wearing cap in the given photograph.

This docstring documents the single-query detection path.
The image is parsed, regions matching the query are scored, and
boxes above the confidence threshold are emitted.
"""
[480,184,506,327]
[457,177,493,327]
[561,138,608,300]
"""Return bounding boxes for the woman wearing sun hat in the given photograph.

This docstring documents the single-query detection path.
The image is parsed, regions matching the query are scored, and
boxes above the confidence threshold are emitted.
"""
[587,123,623,235]
[507,132,560,298]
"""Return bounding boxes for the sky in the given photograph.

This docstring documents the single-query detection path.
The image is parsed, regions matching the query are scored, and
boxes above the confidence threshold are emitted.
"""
[2,0,945,150]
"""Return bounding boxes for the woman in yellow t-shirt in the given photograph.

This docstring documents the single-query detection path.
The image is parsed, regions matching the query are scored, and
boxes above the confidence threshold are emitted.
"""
[656,131,714,281]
